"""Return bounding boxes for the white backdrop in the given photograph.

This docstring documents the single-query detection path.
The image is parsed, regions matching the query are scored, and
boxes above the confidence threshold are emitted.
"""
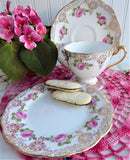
[0,0,129,71]
[0,0,129,160]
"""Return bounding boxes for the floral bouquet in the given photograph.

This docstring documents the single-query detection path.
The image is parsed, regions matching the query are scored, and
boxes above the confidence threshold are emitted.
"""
[0,0,58,82]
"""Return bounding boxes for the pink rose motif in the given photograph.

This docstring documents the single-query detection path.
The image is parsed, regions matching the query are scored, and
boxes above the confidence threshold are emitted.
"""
[54,134,68,143]
[89,98,97,106]
[27,93,35,99]
[76,61,86,70]
[75,8,83,18]
[59,28,66,36]
[21,130,33,138]
[87,119,98,128]
[103,37,111,44]
[98,16,106,24]
[15,111,27,119]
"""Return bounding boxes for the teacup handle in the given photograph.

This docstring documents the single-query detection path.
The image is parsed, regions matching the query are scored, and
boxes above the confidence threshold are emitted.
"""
[106,45,127,69]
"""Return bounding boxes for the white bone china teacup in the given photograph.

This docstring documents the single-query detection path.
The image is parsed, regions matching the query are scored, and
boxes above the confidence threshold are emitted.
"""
[64,41,127,85]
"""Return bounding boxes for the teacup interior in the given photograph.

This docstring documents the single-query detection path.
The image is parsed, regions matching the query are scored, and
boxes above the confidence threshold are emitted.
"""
[64,41,112,54]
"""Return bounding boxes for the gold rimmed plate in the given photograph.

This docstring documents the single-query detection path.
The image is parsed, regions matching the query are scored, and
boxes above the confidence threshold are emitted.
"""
[1,83,114,158]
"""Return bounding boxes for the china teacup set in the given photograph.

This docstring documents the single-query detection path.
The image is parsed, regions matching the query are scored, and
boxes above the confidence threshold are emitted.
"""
[51,0,127,85]
[1,0,127,159]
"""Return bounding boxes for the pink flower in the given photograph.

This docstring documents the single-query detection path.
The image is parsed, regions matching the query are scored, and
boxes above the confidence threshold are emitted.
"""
[29,8,41,25]
[89,98,97,106]
[19,26,41,50]
[103,37,111,44]
[36,23,47,41]
[0,15,14,42]
[88,119,98,128]
[75,8,83,18]
[59,28,66,36]
[98,16,106,24]
[54,134,68,143]
[14,16,28,36]
[27,93,35,99]
[76,61,86,70]
[12,6,24,15]
[0,0,11,16]
[15,111,27,119]
[21,130,33,138]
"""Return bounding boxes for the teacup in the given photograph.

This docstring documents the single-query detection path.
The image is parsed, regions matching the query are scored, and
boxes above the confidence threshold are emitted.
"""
[64,41,127,85]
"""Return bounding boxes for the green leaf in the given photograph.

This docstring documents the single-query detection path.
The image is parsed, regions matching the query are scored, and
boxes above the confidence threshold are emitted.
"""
[11,116,16,120]
[72,12,75,16]
[25,128,30,130]
[12,113,15,116]
[19,38,58,77]
[20,129,24,132]
[84,122,88,127]
[87,127,92,130]
[17,119,21,122]
[65,140,71,144]
[58,143,64,146]
[0,42,28,82]
[68,135,72,139]
[77,6,80,8]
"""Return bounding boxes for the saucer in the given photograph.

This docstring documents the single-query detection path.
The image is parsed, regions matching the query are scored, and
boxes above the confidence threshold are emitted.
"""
[1,83,114,158]
[51,0,121,67]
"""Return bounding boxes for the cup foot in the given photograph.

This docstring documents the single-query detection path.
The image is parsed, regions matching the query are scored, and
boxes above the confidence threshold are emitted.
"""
[78,78,98,85]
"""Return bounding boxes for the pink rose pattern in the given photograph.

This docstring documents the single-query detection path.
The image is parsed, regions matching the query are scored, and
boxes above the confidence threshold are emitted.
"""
[54,134,68,143]
[74,59,93,70]
[97,12,106,25]
[75,8,83,17]
[59,26,67,40]
[76,61,86,70]
[87,119,98,128]
[84,115,99,130]
[15,111,27,119]
[20,128,36,140]
[21,130,33,138]
[72,6,88,17]
[103,33,113,44]
[47,134,73,146]
[87,95,100,110]
[24,92,38,101]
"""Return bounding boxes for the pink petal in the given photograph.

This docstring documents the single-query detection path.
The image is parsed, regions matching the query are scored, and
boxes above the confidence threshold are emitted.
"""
[6,15,14,28]
[30,15,41,25]
[7,30,14,39]
[6,0,11,12]
[25,41,36,50]
[19,35,28,43]
[30,8,38,16]
[0,16,10,29]
[36,23,46,35]
[0,11,8,16]
[0,29,12,42]
[22,6,31,19]
[15,27,22,36]
[23,26,34,35]
[12,6,24,15]
[30,32,41,42]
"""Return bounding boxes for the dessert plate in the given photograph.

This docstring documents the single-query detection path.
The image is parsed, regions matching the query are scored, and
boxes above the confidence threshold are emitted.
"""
[1,83,114,158]
[51,0,121,67]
